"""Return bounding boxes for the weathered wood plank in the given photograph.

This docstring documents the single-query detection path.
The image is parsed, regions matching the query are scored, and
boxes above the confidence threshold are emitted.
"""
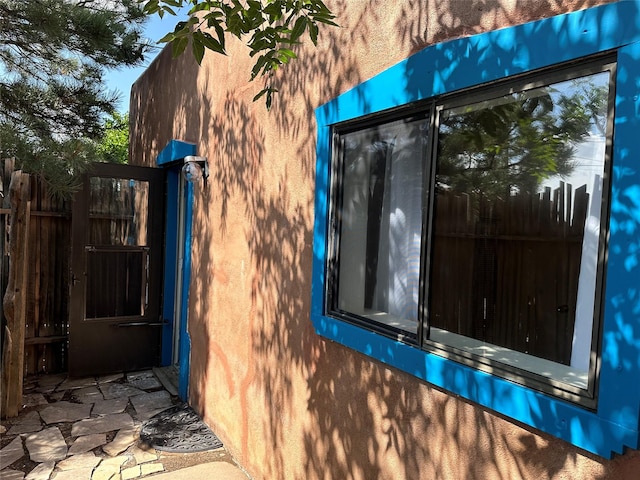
[24,335,67,345]
[1,171,30,418]
[1,325,12,415]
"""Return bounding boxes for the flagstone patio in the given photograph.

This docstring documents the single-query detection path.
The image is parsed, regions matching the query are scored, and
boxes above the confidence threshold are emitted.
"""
[0,371,247,479]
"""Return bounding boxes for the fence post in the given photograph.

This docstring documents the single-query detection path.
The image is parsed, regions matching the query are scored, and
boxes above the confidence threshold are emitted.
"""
[1,171,31,418]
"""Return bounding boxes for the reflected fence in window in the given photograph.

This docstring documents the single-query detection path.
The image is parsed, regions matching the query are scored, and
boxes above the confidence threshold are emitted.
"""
[429,181,594,389]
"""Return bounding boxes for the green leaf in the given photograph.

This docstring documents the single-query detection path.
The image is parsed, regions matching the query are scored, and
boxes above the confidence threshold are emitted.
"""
[250,53,271,80]
[142,1,160,15]
[172,36,189,57]
[308,22,318,44]
[314,16,338,26]
[291,16,309,41]
[279,48,297,60]
[158,32,175,43]
[213,23,226,49]
[252,87,279,110]
[253,87,269,102]
[263,1,284,20]
[290,16,307,42]
[168,21,190,37]
[266,89,274,110]
[227,12,244,37]
[190,2,214,14]
[192,37,205,64]
[199,31,226,55]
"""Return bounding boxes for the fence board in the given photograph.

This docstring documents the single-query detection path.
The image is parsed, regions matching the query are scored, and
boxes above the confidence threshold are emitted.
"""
[0,159,71,379]
[1,171,30,417]
[430,183,588,366]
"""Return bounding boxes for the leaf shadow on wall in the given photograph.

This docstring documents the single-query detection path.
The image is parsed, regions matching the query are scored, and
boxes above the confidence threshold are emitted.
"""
[131,0,640,478]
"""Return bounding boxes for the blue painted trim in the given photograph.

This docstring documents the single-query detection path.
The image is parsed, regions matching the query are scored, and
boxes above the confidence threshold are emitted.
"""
[157,140,197,166]
[160,167,180,366]
[156,139,196,401]
[312,1,640,458]
[178,181,194,400]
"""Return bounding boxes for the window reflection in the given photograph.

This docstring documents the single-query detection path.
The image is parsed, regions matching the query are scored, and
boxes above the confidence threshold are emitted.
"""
[430,71,610,383]
[336,118,428,334]
[89,177,149,246]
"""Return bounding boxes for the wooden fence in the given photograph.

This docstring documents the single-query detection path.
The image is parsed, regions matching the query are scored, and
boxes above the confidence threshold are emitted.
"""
[1,159,71,378]
[430,182,588,366]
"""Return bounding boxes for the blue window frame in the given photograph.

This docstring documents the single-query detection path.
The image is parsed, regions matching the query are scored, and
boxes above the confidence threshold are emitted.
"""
[311,2,640,458]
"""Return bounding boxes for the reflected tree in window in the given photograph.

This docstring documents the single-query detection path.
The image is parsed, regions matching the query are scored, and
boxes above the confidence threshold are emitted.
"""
[437,79,608,197]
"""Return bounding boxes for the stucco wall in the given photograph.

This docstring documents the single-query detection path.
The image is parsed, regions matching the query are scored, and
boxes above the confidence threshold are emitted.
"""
[130,1,640,478]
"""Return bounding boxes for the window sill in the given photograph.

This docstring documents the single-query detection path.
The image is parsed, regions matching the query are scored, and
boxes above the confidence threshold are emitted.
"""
[428,328,589,390]
[359,310,417,333]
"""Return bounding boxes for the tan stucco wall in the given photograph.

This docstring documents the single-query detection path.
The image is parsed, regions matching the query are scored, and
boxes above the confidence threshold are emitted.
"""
[130,1,640,478]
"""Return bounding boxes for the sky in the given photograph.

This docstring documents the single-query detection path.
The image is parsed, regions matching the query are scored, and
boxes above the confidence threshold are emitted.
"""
[104,8,188,113]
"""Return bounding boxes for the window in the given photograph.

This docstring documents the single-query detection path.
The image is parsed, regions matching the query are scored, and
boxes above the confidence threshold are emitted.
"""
[327,62,613,402]
[330,116,429,336]
[313,1,640,458]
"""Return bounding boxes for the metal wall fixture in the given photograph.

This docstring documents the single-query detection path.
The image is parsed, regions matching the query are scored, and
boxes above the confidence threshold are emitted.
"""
[182,155,209,183]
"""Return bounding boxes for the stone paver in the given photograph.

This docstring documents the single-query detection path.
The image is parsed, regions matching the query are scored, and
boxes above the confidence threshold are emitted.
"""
[25,427,67,462]
[100,384,145,400]
[71,413,134,437]
[147,462,250,480]
[129,391,172,416]
[34,384,57,394]
[98,456,128,469]
[7,411,42,435]
[25,462,55,480]
[68,433,107,455]
[120,465,141,480]
[128,445,157,464]
[38,375,66,388]
[73,386,104,404]
[91,465,120,480]
[92,458,127,480]
[0,469,25,480]
[0,435,25,470]
[97,373,123,384]
[102,429,138,457]
[4,373,247,480]
[22,393,48,407]
[48,391,65,401]
[35,375,65,394]
[126,371,162,391]
[51,467,95,479]
[57,451,102,471]
[39,401,92,424]
[140,463,164,476]
[59,377,96,390]
[133,408,166,422]
[92,398,128,416]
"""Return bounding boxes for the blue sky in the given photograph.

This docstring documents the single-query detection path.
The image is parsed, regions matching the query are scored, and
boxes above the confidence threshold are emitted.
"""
[104,8,188,113]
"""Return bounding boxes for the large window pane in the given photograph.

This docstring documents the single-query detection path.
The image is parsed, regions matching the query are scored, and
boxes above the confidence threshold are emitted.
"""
[85,248,148,318]
[429,70,610,388]
[89,177,149,246]
[334,117,428,334]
